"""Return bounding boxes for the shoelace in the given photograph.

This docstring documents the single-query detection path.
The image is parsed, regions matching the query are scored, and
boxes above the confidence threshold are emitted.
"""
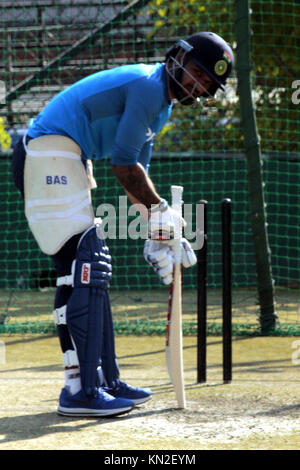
[111,381,134,392]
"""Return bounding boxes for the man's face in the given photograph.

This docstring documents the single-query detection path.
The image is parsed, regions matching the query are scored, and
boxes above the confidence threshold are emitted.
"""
[166,50,217,106]
[180,60,214,103]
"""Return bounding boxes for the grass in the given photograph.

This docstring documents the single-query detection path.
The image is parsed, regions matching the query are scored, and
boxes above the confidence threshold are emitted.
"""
[0,287,299,335]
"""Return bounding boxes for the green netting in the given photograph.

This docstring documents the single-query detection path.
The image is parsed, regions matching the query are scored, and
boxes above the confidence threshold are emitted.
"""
[0,0,299,335]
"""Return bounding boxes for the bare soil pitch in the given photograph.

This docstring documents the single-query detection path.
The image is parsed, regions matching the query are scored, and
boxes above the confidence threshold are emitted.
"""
[0,334,300,450]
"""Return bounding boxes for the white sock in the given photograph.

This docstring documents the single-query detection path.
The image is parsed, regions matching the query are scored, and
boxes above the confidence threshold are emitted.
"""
[97,366,106,387]
[64,367,81,395]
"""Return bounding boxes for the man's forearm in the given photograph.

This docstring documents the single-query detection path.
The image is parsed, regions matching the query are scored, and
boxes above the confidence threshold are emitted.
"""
[111,163,161,208]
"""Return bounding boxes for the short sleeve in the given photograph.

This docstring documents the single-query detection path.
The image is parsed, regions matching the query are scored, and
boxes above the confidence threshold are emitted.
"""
[138,140,153,173]
[110,77,163,165]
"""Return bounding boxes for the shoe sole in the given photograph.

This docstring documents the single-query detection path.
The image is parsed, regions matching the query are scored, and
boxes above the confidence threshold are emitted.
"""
[57,405,133,418]
[131,395,152,406]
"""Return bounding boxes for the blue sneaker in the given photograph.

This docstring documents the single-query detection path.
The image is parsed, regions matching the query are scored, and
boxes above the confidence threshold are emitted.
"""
[57,387,134,417]
[104,380,152,405]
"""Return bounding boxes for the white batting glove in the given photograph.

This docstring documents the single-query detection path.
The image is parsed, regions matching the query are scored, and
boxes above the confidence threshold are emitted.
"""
[146,200,197,281]
[144,237,197,285]
[181,238,197,268]
[143,240,174,285]
[148,199,186,244]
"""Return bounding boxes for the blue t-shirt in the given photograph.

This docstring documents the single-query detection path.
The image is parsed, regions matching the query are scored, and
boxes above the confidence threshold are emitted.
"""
[28,63,172,171]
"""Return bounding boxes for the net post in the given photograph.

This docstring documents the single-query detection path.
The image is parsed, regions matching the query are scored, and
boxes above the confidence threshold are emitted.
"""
[235,0,277,333]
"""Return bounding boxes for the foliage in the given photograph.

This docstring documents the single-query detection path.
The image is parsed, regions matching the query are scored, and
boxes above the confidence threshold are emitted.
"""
[147,0,300,155]
[0,118,11,151]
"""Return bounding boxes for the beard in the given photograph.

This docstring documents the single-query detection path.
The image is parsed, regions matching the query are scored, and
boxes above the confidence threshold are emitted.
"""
[168,67,197,106]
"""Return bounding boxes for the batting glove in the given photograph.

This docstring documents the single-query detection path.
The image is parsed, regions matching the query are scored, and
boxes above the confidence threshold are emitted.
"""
[144,237,197,285]
[147,199,197,278]
[148,199,186,244]
[181,238,197,268]
[144,240,174,285]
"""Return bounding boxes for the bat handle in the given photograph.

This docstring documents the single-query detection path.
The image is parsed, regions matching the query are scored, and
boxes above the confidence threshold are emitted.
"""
[171,185,183,264]
[171,185,183,208]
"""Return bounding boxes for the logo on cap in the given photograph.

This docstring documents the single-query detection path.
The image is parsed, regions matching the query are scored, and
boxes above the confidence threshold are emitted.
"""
[214,59,228,76]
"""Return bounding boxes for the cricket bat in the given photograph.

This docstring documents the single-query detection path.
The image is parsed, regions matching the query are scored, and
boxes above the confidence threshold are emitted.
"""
[165,185,186,409]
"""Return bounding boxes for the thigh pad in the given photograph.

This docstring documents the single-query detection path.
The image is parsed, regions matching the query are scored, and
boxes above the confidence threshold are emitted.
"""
[24,135,94,255]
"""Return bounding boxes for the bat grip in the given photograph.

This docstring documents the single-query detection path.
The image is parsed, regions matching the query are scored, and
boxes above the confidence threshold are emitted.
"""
[171,185,183,264]
[171,185,183,207]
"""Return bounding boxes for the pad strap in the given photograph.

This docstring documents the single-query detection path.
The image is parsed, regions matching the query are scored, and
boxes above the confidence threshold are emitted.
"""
[53,305,67,325]
[56,274,73,287]
[63,349,79,367]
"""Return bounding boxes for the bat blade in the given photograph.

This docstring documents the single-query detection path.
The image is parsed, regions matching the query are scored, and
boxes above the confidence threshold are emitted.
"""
[165,185,186,409]
[165,263,186,408]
